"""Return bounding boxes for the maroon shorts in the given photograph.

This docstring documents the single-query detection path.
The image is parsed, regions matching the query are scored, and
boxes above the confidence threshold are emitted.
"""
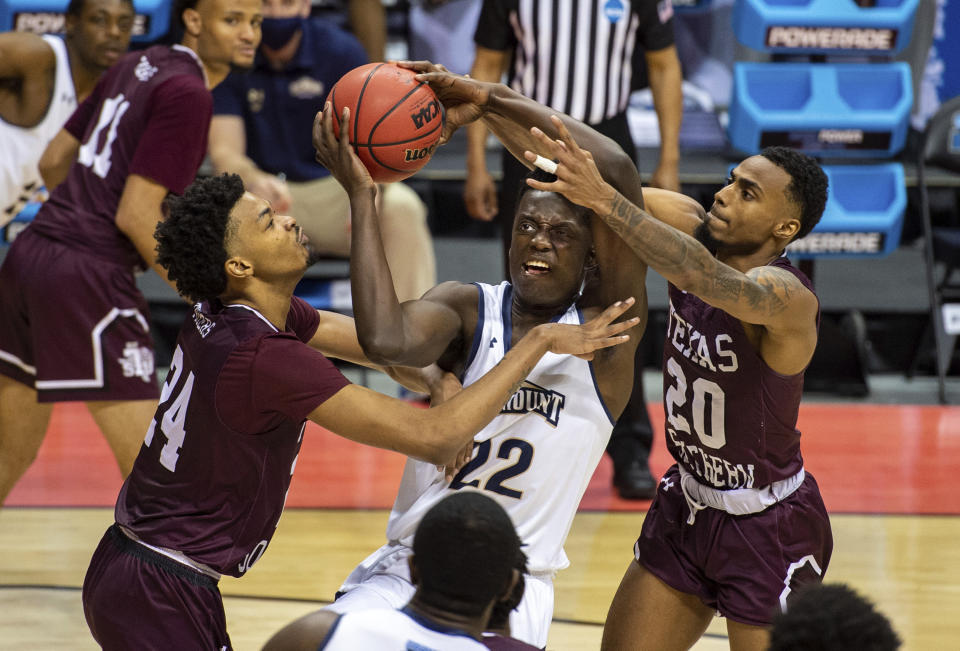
[0,229,159,402]
[83,524,232,651]
[635,464,833,627]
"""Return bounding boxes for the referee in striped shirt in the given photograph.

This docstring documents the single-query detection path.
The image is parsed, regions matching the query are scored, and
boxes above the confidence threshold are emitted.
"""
[463,0,683,500]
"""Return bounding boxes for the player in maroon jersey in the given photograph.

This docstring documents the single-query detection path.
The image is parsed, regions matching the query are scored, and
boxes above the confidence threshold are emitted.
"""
[0,0,262,506]
[81,173,638,649]
[523,118,833,651]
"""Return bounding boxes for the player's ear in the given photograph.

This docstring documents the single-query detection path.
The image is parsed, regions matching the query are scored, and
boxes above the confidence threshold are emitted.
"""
[224,256,252,280]
[499,568,520,602]
[181,7,202,38]
[64,11,79,39]
[583,246,599,276]
[774,217,800,241]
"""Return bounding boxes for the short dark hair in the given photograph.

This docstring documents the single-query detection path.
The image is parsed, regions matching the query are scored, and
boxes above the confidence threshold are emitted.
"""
[515,166,593,224]
[413,492,523,618]
[155,174,245,303]
[65,0,85,17]
[760,146,828,242]
[769,583,901,651]
[65,0,134,18]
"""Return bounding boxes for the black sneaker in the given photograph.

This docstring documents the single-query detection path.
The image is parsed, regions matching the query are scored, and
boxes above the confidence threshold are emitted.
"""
[613,460,656,500]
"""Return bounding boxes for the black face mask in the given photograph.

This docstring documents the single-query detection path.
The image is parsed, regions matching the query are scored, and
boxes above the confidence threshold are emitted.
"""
[260,16,304,50]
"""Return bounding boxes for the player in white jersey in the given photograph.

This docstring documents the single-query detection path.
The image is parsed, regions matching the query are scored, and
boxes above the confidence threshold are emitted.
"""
[0,0,134,224]
[313,69,648,646]
[329,280,614,644]
[264,493,527,651]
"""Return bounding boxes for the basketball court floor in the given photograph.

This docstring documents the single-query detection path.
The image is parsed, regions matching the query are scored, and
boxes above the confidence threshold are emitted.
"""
[1,370,958,650]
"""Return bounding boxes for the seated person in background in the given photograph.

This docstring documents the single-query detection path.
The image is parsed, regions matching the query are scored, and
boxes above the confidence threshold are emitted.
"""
[263,492,530,651]
[1,0,134,223]
[768,583,901,651]
[208,0,436,302]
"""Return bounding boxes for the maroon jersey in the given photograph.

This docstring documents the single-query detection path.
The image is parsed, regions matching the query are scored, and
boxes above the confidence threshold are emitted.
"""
[662,256,819,489]
[30,45,212,269]
[116,297,350,577]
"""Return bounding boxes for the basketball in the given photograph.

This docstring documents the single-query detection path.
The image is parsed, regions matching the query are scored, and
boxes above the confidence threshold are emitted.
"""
[328,62,444,183]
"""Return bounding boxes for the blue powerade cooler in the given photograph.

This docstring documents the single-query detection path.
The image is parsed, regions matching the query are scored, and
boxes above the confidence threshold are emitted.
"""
[786,163,906,259]
[727,62,913,157]
[733,0,919,56]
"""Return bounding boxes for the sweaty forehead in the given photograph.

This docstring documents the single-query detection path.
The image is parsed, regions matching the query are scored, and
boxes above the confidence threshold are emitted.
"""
[515,191,590,228]
[80,0,135,15]
[201,0,261,16]
[231,192,268,227]
[738,155,792,196]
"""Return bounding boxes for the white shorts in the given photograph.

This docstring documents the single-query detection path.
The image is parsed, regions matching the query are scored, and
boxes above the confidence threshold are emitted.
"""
[326,542,555,648]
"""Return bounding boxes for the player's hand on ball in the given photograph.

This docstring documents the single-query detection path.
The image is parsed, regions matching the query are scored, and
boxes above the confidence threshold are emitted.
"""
[537,297,638,361]
[312,103,375,196]
[398,60,490,146]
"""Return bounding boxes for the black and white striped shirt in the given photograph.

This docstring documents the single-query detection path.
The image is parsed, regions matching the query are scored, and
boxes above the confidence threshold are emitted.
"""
[475,0,675,125]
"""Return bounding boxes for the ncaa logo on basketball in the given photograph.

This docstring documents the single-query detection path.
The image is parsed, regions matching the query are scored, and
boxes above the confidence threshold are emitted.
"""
[410,100,440,130]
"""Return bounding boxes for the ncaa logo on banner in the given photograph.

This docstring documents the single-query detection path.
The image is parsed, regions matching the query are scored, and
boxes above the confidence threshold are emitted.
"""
[604,0,626,23]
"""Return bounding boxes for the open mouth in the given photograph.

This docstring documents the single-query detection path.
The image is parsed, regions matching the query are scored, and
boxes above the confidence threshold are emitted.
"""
[298,228,309,245]
[522,260,551,275]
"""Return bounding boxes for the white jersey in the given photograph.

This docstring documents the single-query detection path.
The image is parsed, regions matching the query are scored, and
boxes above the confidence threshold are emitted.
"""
[1,34,76,225]
[322,608,487,651]
[386,281,614,574]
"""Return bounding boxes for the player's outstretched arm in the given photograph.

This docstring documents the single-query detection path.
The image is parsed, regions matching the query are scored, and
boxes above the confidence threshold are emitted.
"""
[310,298,638,465]
[308,309,456,396]
[313,105,468,367]
[635,186,707,236]
[526,117,818,335]
[402,60,642,207]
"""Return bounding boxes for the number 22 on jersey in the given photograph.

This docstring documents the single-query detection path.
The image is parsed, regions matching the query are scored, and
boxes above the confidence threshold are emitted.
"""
[144,344,195,471]
[449,438,534,499]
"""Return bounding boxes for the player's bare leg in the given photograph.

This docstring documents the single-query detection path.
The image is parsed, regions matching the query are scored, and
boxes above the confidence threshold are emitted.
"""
[0,375,54,505]
[726,619,770,651]
[86,400,157,477]
[601,561,714,651]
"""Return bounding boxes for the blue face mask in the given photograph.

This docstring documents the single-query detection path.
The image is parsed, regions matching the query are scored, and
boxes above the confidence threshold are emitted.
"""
[260,16,304,50]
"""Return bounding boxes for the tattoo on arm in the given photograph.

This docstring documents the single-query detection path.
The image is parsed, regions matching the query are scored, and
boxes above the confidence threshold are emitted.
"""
[603,193,795,320]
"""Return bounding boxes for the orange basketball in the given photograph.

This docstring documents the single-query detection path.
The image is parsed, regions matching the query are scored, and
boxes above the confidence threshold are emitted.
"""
[328,62,444,183]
